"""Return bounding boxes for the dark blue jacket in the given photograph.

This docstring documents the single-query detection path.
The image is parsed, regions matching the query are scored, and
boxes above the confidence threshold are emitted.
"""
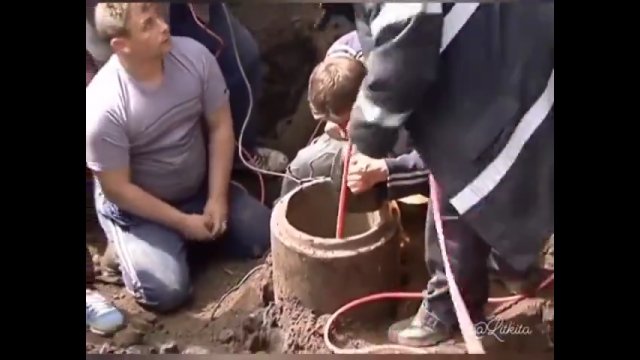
[349,2,554,271]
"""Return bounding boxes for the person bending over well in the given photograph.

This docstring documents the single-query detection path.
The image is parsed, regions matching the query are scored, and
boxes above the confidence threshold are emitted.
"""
[86,2,271,313]
[280,31,429,200]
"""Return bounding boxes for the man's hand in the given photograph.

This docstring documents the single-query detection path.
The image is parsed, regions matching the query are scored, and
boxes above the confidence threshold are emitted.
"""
[204,196,229,240]
[346,152,389,194]
[179,213,216,241]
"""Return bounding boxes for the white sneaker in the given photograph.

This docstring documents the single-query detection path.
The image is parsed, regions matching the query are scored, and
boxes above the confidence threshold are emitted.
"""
[252,147,289,173]
[86,289,125,335]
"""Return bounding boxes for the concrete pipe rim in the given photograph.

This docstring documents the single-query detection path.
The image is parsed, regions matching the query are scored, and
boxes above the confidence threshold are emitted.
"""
[271,178,399,254]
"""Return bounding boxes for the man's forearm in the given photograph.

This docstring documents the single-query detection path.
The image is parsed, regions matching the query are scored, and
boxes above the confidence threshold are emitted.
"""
[104,183,186,231]
[208,123,234,201]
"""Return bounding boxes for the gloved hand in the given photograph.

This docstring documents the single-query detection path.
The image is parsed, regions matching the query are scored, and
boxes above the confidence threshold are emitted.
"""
[329,145,387,213]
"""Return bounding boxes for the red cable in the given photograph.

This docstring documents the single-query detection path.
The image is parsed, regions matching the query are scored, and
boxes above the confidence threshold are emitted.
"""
[323,273,554,354]
[335,138,353,238]
[329,131,554,352]
[188,3,265,204]
[187,4,224,57]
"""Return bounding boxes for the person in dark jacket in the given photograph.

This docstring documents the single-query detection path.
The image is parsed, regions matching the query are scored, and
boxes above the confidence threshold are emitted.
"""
[347,2,554,346]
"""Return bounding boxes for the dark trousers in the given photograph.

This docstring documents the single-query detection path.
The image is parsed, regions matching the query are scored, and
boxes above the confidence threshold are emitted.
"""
[423,202,490,327]
[422,202,532,327]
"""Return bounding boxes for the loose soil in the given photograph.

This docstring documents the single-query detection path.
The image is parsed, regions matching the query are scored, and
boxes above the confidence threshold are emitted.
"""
[86,202,554,355]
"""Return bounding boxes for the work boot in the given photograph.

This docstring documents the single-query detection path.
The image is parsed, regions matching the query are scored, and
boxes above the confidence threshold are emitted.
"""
[388,302,454,347]
[250,147,289,173]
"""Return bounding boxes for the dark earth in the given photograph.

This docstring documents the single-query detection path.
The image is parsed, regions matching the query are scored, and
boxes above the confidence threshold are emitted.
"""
[86,3,554,355]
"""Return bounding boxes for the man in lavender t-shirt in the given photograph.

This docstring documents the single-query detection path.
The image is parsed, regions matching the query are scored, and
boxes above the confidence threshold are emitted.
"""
[86,3,270,312]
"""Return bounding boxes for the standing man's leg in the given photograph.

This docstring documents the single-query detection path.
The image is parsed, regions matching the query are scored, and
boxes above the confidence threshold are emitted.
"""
[389,202,491,347]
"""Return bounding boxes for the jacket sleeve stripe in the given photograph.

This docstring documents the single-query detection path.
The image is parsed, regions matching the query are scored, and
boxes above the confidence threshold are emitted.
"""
[355,92,412,127]
[388,176,430,188]
[451,71,555,215]
[388,170,430,181]
[441,3,479,52]
[357,3,478,126]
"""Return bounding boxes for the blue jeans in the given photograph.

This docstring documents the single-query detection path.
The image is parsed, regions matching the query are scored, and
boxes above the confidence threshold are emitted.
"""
[170,2,262,155]
[94,182,271,312]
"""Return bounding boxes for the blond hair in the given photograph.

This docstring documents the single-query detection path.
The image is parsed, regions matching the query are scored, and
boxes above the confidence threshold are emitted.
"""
[94,2,132,40]
[308,57,366,121]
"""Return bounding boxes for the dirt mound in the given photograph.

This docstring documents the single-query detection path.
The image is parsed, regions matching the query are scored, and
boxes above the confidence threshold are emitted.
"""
[203,255,335,354]
[87,201,554,355]
[86,251,340,355]
[87,244,554,355]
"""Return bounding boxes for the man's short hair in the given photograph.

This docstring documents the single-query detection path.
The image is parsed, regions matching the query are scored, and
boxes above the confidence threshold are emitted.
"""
[307,57,367,121]
[94,2,132,41]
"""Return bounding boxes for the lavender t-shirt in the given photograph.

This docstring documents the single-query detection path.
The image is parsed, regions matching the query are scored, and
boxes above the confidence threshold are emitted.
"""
[86,36,229,202]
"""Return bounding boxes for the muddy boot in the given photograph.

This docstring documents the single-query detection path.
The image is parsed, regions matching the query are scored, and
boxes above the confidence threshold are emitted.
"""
[388,302,454,347]
[237,147,289,173]
[489,263,549,296]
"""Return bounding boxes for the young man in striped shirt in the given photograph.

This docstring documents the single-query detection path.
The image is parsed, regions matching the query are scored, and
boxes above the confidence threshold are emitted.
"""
[280,31,430,201]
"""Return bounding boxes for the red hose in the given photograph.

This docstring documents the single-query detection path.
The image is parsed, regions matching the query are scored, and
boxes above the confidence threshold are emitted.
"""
[323,272,554,354]
[335,139,353,238]
[329,135,554,353]
[189,4,266,205]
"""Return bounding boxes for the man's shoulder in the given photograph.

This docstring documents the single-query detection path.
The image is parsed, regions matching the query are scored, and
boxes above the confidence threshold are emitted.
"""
[86,59,125,128]
[86,57,122,95]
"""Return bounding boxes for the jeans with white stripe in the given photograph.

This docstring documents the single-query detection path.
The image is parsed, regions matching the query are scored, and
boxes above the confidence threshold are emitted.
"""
[94,183,271,312]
